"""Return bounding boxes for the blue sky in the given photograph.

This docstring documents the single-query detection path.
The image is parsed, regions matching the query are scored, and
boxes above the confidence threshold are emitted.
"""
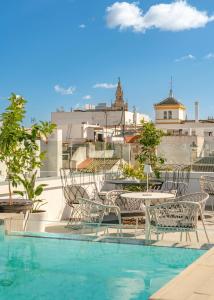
[0,0,214,123]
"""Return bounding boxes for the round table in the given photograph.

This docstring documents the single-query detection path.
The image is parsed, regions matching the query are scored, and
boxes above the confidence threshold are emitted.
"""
[105,179,163,190]
[120,192,175,241]
[106,179,163,185]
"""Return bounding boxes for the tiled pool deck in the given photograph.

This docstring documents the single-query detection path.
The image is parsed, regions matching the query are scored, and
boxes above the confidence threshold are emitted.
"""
[150,246,214,300]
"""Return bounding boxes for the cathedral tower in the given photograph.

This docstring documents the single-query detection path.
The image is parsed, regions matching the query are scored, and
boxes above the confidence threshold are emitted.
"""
[112,78,128,111]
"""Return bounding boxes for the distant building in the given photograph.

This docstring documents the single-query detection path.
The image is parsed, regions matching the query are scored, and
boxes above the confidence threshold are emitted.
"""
[154,87,186,124]
[52,78,150,143]
[154,83,214,165]
[111,78,128,111]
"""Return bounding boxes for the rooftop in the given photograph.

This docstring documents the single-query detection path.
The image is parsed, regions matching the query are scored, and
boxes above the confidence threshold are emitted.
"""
[155,85,185,108]
[155,96,183,106]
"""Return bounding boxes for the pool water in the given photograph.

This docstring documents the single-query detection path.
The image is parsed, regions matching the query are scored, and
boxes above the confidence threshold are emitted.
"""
[0,230,205,300]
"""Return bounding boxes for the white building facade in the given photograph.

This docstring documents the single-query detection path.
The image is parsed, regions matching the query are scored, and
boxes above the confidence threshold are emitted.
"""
[154,90,214,164]
[52,79,150,143]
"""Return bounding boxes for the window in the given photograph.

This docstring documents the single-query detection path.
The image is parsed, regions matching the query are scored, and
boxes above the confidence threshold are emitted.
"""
[168,111,172,119]
[164,111,167,119]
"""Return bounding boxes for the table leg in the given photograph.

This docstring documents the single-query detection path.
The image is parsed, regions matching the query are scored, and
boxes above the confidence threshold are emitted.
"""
[145,200,150,243]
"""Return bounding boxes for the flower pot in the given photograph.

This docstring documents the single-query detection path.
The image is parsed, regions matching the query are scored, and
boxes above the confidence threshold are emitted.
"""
[0,199,32,213]
[25,211,47,233]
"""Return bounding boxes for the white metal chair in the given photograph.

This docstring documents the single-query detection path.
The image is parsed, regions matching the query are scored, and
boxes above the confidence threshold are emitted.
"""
[77,197,122,236]
[60,168,102,225]
[174,192,209,215]
[200,176,214,210]
[106,190,145,231]
[146,200,209,243]
[151,181,188,197]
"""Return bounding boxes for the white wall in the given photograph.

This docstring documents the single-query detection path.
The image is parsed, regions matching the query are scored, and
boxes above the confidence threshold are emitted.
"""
[40,129,62,177]
[157,135,204,164]
[52,110,149,128]
[156,121,214,135]
[155,108,185,123]
[163,171,214,207]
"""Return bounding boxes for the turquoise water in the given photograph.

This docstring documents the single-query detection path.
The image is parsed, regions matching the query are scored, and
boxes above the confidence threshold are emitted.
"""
[0,229,205,300]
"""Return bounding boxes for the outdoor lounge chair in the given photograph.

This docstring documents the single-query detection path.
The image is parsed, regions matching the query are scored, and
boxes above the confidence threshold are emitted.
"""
[77,197,122,236]
[200,175,214,210]
[173,192,209,215]
[150,180,188,197]
[146,200,209,243]
[60,168,103,225]
[106,190,145,230]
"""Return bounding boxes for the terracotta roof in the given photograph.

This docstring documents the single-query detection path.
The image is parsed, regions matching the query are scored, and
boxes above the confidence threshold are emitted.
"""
[124,135,139,143]
[77,158,120,172]
[155,96,183,106]
[77,158,93,169]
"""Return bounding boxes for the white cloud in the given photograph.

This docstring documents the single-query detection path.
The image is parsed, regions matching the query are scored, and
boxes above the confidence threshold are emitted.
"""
[79,24,86,29]
[175,54,196,62]
[106,1,214,33]
[54,84,76,95]
[83,95,91,100]
[93,83,117,89]
[204,53,214,59]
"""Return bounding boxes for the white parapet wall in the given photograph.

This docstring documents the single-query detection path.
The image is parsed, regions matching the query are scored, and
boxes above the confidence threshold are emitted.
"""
[0,173,106,222]
[157,135,205,165]
[162,171,214,207]
[40,129,63,178]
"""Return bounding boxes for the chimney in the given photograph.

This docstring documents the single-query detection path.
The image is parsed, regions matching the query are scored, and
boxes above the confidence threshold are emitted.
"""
[195,101,199,123]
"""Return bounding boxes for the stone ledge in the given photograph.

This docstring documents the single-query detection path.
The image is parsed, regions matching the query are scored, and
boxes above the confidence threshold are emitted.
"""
[150,247,214,300]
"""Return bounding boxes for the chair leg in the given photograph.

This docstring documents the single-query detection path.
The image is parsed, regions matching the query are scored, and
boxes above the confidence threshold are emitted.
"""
[200,209,210,243]
[161,233,164,240]
[135,218,139,236]
[147,227,152,243]
[157,233,159,241]
[117,212,122,237]
[187,232,191,242]
[195,231,199,243]
[202,220,210,243]
[180,232,183,242]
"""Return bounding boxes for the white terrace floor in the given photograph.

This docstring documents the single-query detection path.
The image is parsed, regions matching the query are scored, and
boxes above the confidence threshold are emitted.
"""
[40,210,214,249]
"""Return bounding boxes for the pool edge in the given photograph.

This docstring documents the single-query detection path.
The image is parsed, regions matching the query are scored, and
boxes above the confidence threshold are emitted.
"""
[150,246,214,300]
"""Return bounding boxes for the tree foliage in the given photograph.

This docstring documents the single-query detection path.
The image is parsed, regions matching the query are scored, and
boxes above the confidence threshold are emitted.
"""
[0,93,56,204]
[137,120,165,177]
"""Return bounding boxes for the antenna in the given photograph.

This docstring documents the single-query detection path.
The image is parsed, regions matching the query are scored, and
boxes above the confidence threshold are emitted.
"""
[169,76,173,98]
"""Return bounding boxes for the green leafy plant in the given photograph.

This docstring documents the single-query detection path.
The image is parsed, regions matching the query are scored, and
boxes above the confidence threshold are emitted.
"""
[137,120,165,177]
[122,163,145,181]
[14,171,48,212]
[0,93,56,205]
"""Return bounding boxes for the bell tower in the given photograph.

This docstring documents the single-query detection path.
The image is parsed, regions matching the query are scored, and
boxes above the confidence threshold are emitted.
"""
[112,78,128,111]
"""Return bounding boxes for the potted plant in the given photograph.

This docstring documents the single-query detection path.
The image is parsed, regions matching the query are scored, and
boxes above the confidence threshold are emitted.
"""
[0,93,56,213]
[14,171,48,231]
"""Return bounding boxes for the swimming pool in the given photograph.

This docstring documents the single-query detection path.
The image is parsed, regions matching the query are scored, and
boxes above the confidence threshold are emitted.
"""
[0,229,205,300]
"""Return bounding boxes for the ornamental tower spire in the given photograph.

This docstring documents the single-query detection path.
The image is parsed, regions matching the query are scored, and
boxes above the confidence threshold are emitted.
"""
[169,76,173,98]
[112,78,128,111]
